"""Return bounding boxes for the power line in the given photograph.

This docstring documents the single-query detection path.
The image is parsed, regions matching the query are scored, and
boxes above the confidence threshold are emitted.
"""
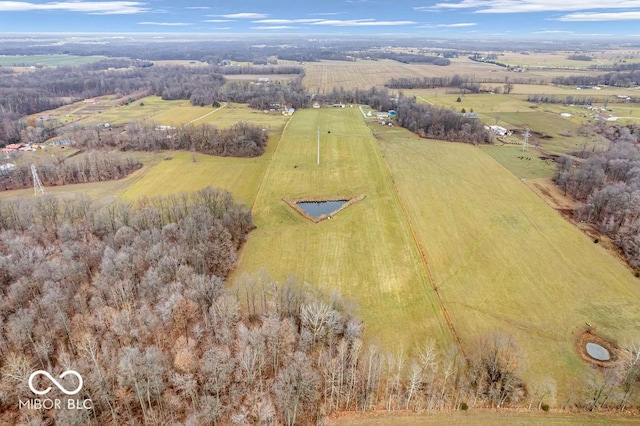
[31,164,45,196]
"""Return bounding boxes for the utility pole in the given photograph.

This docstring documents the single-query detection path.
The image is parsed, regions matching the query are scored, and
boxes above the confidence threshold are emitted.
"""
[523,128,529,152]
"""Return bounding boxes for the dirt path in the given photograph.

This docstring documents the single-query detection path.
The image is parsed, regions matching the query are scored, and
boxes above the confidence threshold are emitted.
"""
[186,102,227,124]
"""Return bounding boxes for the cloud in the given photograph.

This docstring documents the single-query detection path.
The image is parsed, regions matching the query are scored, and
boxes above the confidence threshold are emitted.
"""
[533,30,574,33]
[558,11,640,21]
[219,12,267,19]
[253,19,324,24]
[0,1,148,14]
[430,0,640,13]
[202,19,231,23]
[251,26,296,30]
[138,21,192,26]
[428,22,478,27]
[311,19,416,26]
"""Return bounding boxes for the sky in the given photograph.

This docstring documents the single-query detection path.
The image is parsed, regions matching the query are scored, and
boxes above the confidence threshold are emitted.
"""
[1,0,640,38]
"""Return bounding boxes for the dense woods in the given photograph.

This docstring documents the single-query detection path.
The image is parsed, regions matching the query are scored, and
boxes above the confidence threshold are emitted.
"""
[554,123,640,267]
[0,151,142,191]
[1,191,639,424]
[552,71,640,88]
[396,98,490,144]
[386,74,547,90]
[69,122,269,158]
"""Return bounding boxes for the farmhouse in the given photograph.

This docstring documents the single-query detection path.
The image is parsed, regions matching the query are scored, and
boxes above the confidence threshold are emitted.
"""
[487,125,509,136]
[2,143,23,153]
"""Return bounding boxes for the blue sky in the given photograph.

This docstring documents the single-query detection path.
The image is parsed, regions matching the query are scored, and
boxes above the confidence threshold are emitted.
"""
[1,0,640,38]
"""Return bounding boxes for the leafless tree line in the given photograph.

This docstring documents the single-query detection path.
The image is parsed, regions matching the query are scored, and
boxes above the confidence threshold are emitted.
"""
[554,123,640,268]
[2,189,640,424]
[0,151,141,191]
[69,121,269,158]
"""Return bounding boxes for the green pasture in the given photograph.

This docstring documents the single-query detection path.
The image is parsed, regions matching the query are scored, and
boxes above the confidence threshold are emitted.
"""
[119,136,280,206]
[77,96,290,130]
[233,107,453,350]
[410,91,533,114]
[78,96,208,126]
[485,111,587,155]
[374,125,640,396]
[481,145,557,180]
[0,54,106,67]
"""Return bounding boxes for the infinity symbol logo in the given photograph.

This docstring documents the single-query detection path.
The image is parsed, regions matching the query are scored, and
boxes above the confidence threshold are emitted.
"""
[28,370,83,396]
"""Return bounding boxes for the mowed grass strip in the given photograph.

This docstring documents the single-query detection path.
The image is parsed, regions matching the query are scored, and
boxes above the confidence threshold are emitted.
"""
[375,125,640,395]
[234,108,453,350]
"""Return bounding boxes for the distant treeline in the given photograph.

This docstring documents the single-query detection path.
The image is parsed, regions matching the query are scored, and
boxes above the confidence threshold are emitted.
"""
[0,151,141,191]
[396,98,490,144]
[525,94,596,105]
[77,122,269,158]
[385,74,546,90]
[368,52,450,65]
[552,70,640,87]
[223,77,309,109]
[211,65,304,75]
[468,56,509,68]
[567,54,593,61]
[554,123,640,268]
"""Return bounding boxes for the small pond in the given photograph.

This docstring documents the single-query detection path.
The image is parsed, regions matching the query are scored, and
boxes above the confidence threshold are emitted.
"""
[585,342,611,361]
[296,200,347,218]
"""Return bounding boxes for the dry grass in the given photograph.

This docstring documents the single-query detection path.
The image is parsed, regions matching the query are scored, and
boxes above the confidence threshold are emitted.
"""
[373,124,640,396]
[232,107,453,351]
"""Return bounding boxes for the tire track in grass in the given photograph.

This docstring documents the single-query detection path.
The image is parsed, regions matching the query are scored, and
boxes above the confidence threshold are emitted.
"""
[368,125,466,358]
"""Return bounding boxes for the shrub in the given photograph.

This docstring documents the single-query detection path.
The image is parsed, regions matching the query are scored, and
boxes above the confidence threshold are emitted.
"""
[460,402,469,411]
[541,403,550,412]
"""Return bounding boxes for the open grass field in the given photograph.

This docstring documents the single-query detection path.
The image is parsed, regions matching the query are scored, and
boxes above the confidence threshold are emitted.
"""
[0,54,106,67]
[76,96,290,129]
[373,123,640,396]
[0,151,163,203]
[303,58,517,92]
[499,50,640,69]
[232,107,453,350]
[119,131,281,206]
[480,145,557,180]
[331,410,640,425]
[78,96,212,127]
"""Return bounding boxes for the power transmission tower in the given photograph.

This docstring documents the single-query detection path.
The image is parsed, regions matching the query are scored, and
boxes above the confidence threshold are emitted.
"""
[522,128,529,152]
[31,164,45,196]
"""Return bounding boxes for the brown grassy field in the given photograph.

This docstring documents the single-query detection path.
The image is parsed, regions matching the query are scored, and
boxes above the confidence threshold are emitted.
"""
[303,58,518,91]
[301,53,628,92]
[373,123,640,397]
[330,410,640,425]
